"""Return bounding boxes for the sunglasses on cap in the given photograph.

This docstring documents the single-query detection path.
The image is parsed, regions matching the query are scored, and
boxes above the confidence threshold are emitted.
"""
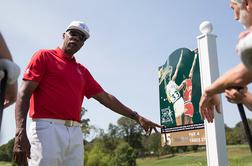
[66,30,87,41]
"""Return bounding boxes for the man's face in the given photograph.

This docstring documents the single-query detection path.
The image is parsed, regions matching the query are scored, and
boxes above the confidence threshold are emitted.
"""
[230,0,252,29]
[239,7,251,29]
[230,0,241,21]
[62,29,87,55]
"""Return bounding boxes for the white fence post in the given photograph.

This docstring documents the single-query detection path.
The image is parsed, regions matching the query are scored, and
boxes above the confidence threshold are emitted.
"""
[197,21,228,166]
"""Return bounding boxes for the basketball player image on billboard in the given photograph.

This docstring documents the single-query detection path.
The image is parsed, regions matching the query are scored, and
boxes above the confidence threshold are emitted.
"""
[180,52,198,125]
[158,50,185,126]
[164,50,184,126]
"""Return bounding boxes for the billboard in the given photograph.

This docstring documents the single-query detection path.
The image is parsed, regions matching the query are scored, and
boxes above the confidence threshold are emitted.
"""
[159,48,205,146]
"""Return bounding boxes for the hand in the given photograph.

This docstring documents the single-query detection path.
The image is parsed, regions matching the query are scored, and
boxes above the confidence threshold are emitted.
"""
[3,82,17,108]
[136,115,161,135]
[224,87,247,104]
[199,93,221,123]
[13,129,31,166]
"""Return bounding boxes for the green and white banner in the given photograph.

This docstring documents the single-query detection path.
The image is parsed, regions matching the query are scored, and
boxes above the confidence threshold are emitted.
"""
[158,48,205,146]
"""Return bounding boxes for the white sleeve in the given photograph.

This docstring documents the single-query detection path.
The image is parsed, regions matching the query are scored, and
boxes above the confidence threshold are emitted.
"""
[0,59,20,84]
[237,32,252,71]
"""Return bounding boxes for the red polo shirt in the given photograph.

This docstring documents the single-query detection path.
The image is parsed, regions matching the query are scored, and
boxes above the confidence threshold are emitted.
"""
[23,48,104,122]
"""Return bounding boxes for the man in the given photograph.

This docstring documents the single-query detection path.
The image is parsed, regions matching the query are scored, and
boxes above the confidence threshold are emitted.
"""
[13,21,161,166]
[0,32,20,108]
[199,0,252,123]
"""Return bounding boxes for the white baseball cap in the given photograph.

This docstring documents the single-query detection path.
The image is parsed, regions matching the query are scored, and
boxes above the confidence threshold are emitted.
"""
[66,21,90,39]
[232,0,243,4]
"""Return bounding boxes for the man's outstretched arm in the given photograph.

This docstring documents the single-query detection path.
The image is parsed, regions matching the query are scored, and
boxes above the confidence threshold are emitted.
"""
[93,91,161,134]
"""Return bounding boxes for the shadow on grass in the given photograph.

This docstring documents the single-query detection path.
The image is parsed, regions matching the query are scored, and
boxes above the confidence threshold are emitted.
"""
[158,154,176,160]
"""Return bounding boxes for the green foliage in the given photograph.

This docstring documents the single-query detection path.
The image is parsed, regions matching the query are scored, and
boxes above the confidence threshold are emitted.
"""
[117,117,144,150]
[225,119,252,145]
[80,107,91,139]
[108,123,121,139]
[113,141,137,166]
[159,145,174,156]
[0,138,14,162]
[84,151,88,166]
[142,133,161,156]
[85,139,137,166]
[101,134,119,153]
[191,145,199,152]
[85,141,113,166]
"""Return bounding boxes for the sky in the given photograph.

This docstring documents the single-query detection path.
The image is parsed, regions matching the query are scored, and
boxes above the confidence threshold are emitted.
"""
[1,0,252,144]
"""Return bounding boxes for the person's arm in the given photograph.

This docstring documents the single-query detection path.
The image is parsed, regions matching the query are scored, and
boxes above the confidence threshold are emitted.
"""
[240,91,252,111]
[199,63,252,122]
[225,87,252,111]
[178,80,185,91]
[172,50,183,81]
[189,53,197,78]
[92,91,161,134]
[13,80,38,166]
[0,33,20,108]
[204,63,252,96]
[0,33,13,61]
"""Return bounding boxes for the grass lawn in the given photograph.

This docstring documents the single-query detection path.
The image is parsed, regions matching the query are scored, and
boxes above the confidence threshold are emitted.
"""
[137,144,252,166]
[0,162,13,166]
[0,145,251,166]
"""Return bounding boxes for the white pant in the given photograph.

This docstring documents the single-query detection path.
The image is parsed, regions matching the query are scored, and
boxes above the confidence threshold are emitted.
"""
[173,97,184,117]
[28,120,84,166]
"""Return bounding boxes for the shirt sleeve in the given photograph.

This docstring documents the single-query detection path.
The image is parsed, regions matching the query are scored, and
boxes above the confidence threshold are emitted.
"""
[84,68,104,99]
[23,50,47,82]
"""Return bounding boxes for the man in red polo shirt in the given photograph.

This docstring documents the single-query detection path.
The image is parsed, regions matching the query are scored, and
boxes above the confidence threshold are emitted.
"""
[13,21,161,166]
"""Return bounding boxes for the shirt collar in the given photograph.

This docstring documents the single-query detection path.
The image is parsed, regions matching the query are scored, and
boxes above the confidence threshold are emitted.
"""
[55,47,76,62]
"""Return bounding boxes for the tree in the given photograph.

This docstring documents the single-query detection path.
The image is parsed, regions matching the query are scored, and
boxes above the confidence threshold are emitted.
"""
[80,107,90,139]
[234,119,252,144]
[85,120,138,166]
[85,140,112,166]
[117,117,144,151]
[113,141,137,166]
[225,124,237,145]
[224,119,252,145]
[0,138,14,162]
[101,123,121,153]
[159,144,176,157]
[108,123,120,139]
[142,133,161,157]
[191,145,199,152]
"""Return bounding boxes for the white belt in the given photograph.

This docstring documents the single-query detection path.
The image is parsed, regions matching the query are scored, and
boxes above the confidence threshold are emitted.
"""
[32,118,80,127]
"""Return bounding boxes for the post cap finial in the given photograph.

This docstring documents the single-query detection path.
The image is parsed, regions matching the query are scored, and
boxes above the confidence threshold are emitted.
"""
[199,21,213,34]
